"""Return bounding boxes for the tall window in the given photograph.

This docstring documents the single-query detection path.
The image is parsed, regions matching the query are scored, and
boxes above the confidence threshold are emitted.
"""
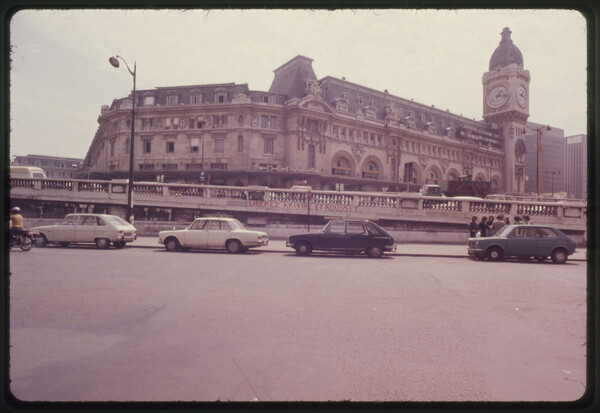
[264,137,274,154]
[306,118,319,133]
[237,135,244,153]
[190,138,199,153]
[166,141,175,153]
[308,144,315,169]
[216,92,226,103]
[143,139,152,154]
[191,94,203,104]
[261,115,277,129]
[167,95,179,106]
[215,138,225,153]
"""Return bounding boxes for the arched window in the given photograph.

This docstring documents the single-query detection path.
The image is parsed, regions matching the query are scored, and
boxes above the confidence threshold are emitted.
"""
[362,159,380,180]
[332,155,352,176]
[426,169,440,184]
[447,171,459,181]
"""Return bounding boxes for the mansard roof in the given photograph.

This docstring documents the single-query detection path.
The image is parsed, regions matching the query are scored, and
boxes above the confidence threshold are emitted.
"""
[269,55,317,98]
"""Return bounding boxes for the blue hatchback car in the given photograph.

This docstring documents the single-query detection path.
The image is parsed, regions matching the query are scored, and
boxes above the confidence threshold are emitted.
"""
[467,224,577,263]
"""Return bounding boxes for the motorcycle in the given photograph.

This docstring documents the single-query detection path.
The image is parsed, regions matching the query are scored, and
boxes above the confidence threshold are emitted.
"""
[9,229,37,251]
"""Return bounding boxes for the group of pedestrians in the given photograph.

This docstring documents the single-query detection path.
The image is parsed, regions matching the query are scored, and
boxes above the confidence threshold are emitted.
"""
[468,214,532,238]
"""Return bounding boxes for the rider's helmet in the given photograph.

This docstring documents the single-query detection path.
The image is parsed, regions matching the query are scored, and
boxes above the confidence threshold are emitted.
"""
[10,207,21,214]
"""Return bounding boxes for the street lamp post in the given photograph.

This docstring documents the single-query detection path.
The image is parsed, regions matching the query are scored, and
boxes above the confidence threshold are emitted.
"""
[549,170,560,197]
[109,55,136,223]
[524,124,551,196]
[534,125,551,196]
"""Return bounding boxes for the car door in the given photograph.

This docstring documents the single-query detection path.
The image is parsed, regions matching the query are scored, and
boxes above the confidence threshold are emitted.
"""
[94,216,111,240]
[75,215,97,242]
[319,221,347,250]
[50,215,78,242]
[183,219,209,248]
[207,220,230,248]
[345,221,368,250]
[533,227,560,257]
[506,226,536,257]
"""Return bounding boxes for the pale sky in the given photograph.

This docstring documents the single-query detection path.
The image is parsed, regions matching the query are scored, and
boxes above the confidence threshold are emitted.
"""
[9,8,587,160]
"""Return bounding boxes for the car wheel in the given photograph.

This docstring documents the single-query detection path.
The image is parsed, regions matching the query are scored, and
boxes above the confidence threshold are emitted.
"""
[59,242,70,247]
[551,248,568,264]
[95,238,110,249]
[165,238,180,252]
[367,246,383,258]
[114,241,125,249]
[34,234,47,248]
[485,246,503,261]
[226,239,243,254]
[294,241,312,256]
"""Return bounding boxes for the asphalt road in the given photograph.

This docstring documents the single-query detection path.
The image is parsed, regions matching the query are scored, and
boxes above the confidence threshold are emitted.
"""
[7,245,588,403]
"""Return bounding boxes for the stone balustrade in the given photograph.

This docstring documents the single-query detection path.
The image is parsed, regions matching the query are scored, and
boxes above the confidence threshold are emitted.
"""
[10,177,587,233]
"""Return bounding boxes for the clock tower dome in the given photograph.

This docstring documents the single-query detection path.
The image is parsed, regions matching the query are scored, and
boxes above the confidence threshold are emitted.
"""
[482,27,530,193]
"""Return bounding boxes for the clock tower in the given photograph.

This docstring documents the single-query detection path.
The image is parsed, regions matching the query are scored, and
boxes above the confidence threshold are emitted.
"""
[482,27,530,193]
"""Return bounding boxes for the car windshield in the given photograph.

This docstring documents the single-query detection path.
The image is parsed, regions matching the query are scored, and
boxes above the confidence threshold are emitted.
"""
[105,216,130,226]
[61,215,78,225]
[366,222,391,237]
[228,219,245,230]
[496,225,515,238]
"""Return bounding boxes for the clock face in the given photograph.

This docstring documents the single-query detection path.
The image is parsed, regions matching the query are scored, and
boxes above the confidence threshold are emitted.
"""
[487,85,509,108]
[516,85,528,107]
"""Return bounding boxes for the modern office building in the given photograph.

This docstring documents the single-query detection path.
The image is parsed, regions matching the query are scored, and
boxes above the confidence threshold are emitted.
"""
[11,154,83,178]
[523,121,565,195]
[564,134,588,199]
[81,27,535,194]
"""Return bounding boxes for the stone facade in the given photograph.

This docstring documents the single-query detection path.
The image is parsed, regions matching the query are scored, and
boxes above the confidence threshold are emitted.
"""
[82,29,531,193]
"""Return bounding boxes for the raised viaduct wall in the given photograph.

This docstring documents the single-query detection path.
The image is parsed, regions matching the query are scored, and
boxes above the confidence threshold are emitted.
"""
[10,178,588,245]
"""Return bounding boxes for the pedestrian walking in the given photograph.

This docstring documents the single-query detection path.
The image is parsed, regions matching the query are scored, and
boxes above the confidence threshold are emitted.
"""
[486,215,494,236]
[492,215,505,234]
[468,216,478,238]
[504,217,510,225]
[478,216,489,237]
[523,215,532,225]
[514,216,524,225]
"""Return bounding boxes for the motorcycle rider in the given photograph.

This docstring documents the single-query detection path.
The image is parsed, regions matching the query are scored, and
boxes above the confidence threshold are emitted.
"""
[9,206,24,241]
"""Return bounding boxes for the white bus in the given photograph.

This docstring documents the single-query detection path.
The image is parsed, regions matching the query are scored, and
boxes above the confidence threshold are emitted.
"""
[10,166,47,179]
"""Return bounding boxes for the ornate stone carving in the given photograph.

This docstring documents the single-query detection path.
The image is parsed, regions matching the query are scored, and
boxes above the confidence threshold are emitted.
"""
[384,103,399,121]
[419,156,429,170]
[305,80,322,97]
[351,144,365,161]
[440,159,449,174]
[232,93,251,104]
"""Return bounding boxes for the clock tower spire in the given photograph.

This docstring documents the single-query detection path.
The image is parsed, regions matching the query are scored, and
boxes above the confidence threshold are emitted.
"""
[482,27,530,193]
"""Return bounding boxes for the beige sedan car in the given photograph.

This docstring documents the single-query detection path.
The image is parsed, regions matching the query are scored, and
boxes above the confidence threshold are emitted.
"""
[32,213,137,249]
[159,217,268,253]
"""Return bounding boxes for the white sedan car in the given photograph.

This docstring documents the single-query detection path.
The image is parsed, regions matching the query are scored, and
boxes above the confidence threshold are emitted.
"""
[159,217,268,253]
[32,213,137,249]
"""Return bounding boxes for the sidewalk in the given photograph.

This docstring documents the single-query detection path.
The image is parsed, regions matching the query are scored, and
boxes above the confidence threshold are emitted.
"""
[129,236,588,261]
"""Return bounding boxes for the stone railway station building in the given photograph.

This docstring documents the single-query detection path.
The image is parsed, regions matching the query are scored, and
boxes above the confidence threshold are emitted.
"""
[81,27,530,194]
